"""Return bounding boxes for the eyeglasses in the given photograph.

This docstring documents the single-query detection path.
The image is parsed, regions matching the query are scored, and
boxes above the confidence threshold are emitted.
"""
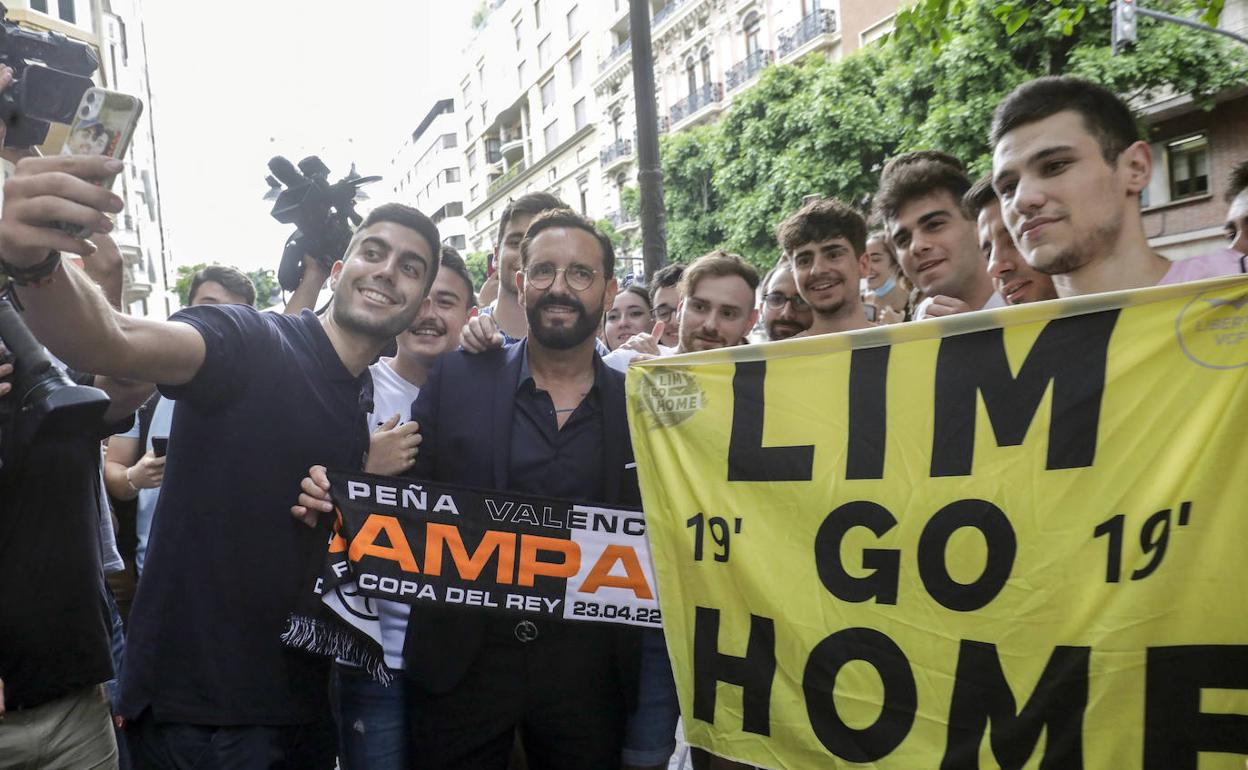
[652,305,676,322]
[525,263,598,291]
[763,292,809,310]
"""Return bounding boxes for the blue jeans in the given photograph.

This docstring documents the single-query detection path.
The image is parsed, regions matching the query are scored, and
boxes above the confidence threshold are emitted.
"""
[330,663,408,770]
[622,629,679,767]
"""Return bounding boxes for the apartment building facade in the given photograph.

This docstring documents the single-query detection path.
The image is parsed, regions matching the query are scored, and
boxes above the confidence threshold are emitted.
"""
[592,0,902,247]
[1140,0,1248,260]
[2,0,172,318]
[461,0,608,258]
[391,98,470,252]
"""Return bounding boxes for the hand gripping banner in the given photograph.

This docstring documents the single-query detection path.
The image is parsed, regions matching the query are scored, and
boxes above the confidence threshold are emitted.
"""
[625,276,1248,769]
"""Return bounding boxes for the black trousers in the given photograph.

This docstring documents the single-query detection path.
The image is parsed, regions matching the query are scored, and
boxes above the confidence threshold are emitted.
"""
[124,709,336,770]
[406,620,627,770]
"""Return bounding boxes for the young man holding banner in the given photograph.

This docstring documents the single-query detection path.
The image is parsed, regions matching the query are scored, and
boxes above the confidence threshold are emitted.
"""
[990,76,1246,295]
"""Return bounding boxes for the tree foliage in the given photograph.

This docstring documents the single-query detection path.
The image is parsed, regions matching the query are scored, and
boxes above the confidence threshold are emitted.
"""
[463,250,491,291]
[658,0,1247,271]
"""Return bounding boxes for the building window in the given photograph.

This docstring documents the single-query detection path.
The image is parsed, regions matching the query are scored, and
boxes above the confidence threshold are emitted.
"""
[446,202,464,217]
[468,149,477,173]
[579,187,588,215]
[1167,134,1209,200]
[441,133,458,149]
[462,80,472,107]
[573,98,588,130]
[448,235,467,250]
[700,47,712,85]
[470,184,479,200]
[685,56,697,95]
[802,0,822,16]
[549,168,559,183]
[611,107,623,141]
[544,120,560,150]
[538,35,551,68]
[534,0,542,28]
[566,5,580,37]
[466,117,476,138]
[569,50,583,87]
[541,77,556,110]
[57,0,75,23]
[744,12,761,55]
[514,17,523,49]
[518,60,528,87]
[444,168,461,183]
[31,0,48,11]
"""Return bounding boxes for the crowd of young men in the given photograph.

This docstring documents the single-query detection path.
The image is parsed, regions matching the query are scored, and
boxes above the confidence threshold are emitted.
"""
[0,72,1245,770]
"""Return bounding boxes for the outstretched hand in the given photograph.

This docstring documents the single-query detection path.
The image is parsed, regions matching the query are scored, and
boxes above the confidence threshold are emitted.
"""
[460,314,504,354]
[618,321,665,356]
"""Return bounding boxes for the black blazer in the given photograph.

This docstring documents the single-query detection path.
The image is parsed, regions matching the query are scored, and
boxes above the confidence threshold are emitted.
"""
[401,341,642,695]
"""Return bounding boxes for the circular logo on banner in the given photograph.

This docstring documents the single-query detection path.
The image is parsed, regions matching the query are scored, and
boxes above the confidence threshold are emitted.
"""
[1176,290,1248,369]
[640,366,706,427]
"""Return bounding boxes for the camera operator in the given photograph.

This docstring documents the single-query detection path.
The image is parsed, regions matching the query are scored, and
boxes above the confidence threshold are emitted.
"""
[0,149,441,766]
[0,61,153,763]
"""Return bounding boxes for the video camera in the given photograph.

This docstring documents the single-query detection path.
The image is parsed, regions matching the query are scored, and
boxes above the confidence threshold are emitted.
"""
[264,155,381,292]
[0,2,99,148]
[0,294,110,470]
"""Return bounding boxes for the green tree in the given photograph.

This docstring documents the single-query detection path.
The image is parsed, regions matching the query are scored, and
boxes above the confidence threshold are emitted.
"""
[463,250,491,291]
[658,0,1247,273]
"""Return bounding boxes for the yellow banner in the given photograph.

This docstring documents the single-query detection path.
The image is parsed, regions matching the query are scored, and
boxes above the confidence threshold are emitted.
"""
[626,276,1248,770]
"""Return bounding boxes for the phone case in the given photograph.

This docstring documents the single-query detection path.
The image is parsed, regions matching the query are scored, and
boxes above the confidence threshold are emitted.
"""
[59,88,144,239]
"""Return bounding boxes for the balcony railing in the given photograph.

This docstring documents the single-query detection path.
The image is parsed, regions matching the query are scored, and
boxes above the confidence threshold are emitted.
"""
[726,49,774,91]
[606,209,638,228]
[599,38,632,73]
[652,0,686,29]
[671,82,724,125]
[600,138,634,166]
[487,160,526,196]
[778,8,838,59]
[657,115,671,135]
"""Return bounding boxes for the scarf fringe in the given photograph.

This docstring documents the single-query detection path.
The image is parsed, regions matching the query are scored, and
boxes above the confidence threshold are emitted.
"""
[281,614,394,686]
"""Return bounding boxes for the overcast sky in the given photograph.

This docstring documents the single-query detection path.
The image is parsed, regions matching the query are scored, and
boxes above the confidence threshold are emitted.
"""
[144,1,474,273]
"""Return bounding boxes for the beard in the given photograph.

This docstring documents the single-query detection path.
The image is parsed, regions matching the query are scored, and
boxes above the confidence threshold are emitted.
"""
[1031,213,1122,277]
[332,282,421,341]
[527,291,602,350]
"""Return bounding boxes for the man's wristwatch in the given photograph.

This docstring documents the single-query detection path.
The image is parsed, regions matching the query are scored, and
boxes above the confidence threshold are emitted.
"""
[0,250,61,287]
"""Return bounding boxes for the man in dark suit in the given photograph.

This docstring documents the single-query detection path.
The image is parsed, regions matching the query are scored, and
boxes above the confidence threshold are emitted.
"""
[404,209,637,768]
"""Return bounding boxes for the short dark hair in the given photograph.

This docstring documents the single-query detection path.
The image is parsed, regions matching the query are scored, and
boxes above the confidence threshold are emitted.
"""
[616,283,652,310]
[874,155,972,223]
[357,203,442,287]
[648,263,685,307]
[519,208,616,276]
[497,192,567,244]
[189,265,256,306]
[962,174,999,220]
[880,150,966,179]
[1228,160,1248,202]
[438,245,477,307]
[990,76,1140,163]
[680,250,759,298]
[778,198,868,256]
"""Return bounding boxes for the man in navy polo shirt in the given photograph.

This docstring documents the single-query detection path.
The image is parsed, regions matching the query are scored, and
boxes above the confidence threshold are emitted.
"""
[0,152,440,767]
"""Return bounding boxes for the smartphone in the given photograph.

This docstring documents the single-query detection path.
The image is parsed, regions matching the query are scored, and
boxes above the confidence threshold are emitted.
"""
[58,87,143,238]
[151,437,168,458]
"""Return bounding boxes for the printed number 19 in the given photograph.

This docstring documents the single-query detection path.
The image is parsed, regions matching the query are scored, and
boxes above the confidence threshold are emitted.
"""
[686,512,742,563]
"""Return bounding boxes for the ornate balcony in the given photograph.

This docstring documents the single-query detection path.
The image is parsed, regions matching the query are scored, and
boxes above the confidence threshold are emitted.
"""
[599,38,632,74]
[600,138,634,168]
[652,0,686,30]
[726,49,774,92]
[778,9,838,60]
[671,82,724,126]
[487,160,526,196]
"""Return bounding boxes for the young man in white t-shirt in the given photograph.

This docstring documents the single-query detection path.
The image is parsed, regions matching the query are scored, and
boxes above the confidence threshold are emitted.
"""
[333,246,477,770]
